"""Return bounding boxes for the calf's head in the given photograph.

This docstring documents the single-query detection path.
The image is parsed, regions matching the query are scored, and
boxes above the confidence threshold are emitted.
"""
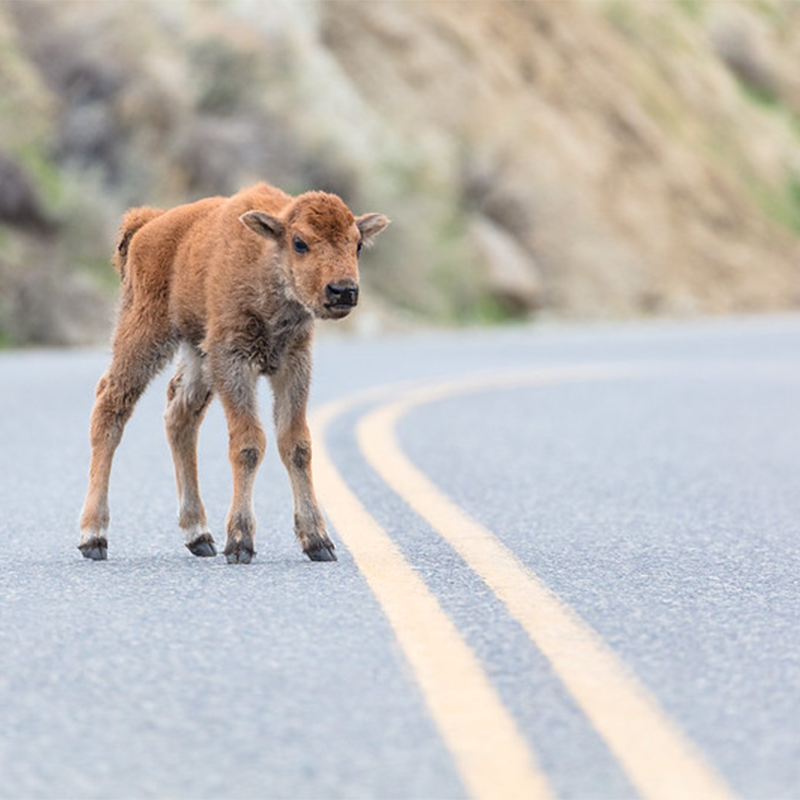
[240,192,389,319]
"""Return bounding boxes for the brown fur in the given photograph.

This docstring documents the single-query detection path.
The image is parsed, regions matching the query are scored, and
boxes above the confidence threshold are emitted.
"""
[78,182,389,563]
[113,207,165,277]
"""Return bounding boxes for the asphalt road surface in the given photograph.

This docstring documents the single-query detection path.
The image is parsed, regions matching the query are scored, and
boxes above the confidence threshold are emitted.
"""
[1,316,799,800]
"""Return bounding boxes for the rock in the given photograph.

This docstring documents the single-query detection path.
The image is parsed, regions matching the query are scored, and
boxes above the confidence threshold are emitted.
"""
[470,215,541,314]
[0,150,56,235]
[708,7,779,99]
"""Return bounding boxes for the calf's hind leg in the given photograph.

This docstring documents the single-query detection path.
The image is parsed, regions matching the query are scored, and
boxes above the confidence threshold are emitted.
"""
[79,316,176,560]
[165,345,216,557]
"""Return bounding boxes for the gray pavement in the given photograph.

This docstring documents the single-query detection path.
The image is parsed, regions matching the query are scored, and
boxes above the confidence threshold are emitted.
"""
[1,316,799,799]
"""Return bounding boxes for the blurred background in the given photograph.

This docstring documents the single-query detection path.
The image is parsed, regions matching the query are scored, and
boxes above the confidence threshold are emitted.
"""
[1,0,799,346]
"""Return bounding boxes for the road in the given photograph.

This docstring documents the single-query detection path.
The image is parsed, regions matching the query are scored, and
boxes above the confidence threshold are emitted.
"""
[1,316,799,800]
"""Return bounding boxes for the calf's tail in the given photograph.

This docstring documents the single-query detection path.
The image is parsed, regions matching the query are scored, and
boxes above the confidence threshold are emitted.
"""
[113,206,165,278]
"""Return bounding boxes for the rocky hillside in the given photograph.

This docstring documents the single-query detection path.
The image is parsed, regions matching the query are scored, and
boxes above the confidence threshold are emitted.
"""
[1,0,799,344]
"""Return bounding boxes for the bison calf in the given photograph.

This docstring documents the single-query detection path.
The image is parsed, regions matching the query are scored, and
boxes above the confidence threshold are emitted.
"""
[78,182,389,563]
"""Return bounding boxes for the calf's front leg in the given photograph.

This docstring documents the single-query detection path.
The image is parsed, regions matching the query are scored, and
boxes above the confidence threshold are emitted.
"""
[270,350,336,562]
[215,355,265,564]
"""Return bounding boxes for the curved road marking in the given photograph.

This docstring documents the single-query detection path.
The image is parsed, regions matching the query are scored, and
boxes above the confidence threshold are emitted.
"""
[353,366,736,800]
[312,396,553,800]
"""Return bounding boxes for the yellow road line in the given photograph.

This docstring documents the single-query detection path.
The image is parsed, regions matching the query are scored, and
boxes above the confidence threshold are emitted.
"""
[311,398,554,800]
[354,366,736,800]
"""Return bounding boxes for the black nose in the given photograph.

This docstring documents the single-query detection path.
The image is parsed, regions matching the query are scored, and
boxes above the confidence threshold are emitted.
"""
[326,281,359,308]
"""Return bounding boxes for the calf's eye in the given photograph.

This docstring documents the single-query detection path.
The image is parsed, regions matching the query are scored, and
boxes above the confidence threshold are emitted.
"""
[293,237,309,254]
[357,241,363,255]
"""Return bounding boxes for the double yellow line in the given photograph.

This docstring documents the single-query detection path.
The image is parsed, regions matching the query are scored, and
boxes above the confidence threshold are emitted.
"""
[311,366,735,800]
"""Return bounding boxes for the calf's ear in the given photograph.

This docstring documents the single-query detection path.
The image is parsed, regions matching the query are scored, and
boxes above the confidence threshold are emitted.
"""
[240,211,284,241]
[356,213,390,245]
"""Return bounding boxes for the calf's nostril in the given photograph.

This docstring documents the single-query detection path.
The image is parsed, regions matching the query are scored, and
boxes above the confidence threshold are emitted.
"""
[326,282,359,307]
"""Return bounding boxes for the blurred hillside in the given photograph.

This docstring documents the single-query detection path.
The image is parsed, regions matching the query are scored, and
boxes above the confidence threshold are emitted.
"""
[1,0,799,345]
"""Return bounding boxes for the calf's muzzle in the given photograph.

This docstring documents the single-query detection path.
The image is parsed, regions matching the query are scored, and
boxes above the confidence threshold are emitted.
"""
[325,280,359,308]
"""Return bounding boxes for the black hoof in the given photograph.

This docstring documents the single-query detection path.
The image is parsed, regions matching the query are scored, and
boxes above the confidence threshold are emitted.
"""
[305,543,337,562]
[79,537,108,561]
[225,549,254,565]
[186,534,217,558]
[224,542,254,564]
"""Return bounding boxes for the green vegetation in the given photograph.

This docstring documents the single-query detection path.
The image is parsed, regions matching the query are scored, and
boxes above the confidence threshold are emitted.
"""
[189,37,261,115]
[738,77,781,109]
[675,0,705,21]
[758,175,800,237]
[15,143,63,209]
[603,0,638,37]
